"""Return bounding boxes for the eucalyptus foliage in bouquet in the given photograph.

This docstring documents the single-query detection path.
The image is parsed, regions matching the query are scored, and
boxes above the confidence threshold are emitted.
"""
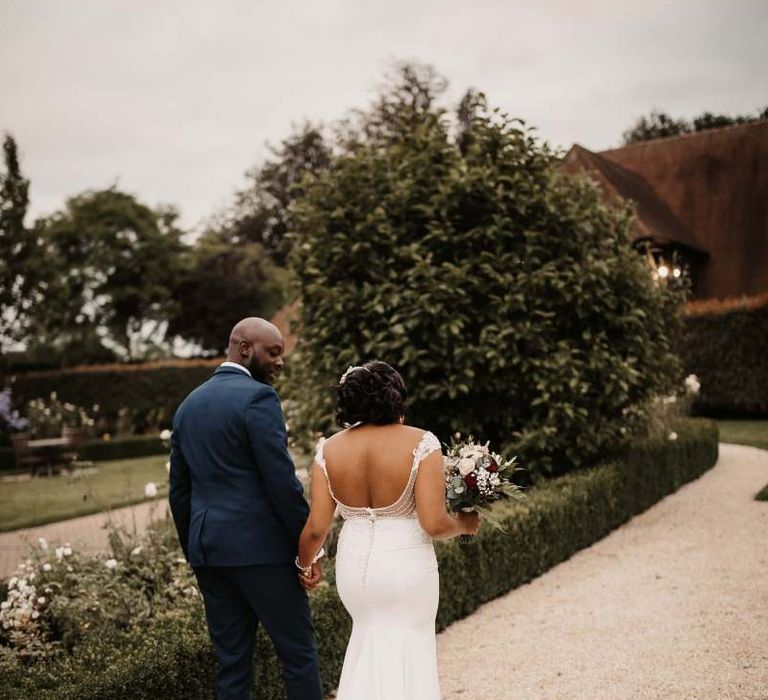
[444,436,524,540]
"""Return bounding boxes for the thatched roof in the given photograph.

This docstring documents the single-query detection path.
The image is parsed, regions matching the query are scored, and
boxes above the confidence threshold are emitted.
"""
[563,120,768,300]
[562,145,707,255]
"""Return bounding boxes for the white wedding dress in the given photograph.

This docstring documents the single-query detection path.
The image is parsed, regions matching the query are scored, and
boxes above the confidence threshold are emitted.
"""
[314,431,442,700]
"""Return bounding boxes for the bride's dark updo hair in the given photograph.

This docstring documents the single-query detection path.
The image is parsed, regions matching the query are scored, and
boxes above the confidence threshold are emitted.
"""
[335,360,407,426]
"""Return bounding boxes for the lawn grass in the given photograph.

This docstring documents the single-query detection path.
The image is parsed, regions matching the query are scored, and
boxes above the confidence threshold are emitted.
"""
[0,455,169,532]
[715,419,768,451]
[713,420,768,502]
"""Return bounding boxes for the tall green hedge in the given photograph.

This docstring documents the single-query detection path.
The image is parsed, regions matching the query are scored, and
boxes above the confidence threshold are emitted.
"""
[680,301,768,416]
[0,419,718,700]
[7,361,218,434]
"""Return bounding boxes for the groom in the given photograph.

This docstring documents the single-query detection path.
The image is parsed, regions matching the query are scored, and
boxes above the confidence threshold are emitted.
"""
[169,317,323,700]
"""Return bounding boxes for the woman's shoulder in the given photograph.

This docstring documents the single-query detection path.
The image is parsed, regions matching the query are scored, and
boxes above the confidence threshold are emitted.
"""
[323,423,431,446]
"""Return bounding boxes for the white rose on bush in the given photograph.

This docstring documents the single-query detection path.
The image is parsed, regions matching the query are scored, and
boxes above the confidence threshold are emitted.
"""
[684,374,701,395]
[144,482,158,498]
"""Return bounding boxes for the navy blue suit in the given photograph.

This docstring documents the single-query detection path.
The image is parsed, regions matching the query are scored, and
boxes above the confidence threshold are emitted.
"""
[169,365,321,700]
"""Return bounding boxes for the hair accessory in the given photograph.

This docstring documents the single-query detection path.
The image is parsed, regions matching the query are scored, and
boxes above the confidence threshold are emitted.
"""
[339,365,372,385]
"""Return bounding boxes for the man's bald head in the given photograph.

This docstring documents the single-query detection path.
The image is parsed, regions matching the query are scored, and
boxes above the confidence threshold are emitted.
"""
[227,317,285,384]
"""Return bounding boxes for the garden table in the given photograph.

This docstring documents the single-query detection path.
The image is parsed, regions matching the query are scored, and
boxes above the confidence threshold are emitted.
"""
[26,437,71,476]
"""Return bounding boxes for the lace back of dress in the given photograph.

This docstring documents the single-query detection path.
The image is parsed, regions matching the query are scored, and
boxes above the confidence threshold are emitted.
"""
[315,430,441,521]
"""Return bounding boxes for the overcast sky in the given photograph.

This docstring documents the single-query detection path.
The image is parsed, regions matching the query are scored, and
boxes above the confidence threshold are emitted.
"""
[1,0,765,231]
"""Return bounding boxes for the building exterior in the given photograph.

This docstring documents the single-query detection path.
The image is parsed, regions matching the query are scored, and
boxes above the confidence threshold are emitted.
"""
[562,120,768,300]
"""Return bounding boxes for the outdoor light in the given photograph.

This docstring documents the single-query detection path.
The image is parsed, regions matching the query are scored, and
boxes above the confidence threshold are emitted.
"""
[673,267,682,278]
[657,265,669,278]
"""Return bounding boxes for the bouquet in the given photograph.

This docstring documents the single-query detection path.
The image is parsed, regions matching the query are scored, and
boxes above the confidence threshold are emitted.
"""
[444,436,524,542]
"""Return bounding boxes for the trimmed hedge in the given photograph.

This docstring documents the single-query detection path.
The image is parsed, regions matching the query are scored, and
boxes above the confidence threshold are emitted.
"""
[0,435,167,473]
[7,360,220,435]
[1,419,718,700]
[680,296,768,417]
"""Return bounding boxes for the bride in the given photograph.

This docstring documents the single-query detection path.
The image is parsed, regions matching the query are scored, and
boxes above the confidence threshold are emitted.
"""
[297,360,479,699]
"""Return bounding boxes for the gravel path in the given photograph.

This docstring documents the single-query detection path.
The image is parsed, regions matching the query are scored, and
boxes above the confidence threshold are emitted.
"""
[0,499,168,578]
[437,443,768,700]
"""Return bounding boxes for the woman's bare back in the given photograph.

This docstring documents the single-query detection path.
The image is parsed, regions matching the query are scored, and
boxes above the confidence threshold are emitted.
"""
[321,424,427,509]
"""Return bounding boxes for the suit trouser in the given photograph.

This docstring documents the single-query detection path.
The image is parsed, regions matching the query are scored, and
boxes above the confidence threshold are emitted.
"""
[194,564,322,700]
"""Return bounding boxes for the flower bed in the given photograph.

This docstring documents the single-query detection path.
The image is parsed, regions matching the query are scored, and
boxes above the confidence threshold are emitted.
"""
[0,419,718,700]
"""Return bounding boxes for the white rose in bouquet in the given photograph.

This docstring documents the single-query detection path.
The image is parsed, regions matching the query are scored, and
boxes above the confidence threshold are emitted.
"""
[458,456,477,476]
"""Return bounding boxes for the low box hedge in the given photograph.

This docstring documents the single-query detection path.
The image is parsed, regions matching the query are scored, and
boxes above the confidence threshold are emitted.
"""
[76,435,167,462]
[0,435,167,473]
[1,419,718,700]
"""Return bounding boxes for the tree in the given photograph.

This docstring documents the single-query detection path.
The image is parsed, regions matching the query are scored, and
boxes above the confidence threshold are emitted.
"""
[623,107,768,144]
[167,230,289,353]
[691,110,766,132]
[622,110,690,144]
[34,189,185,360]
[286,67,682,477]
[0,135,41,353]
[456,88,487,156]
[225,124,332,266]
[336,62,450,153]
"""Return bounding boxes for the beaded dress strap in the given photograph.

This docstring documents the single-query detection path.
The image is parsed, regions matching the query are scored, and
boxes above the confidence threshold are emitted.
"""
[314,438,338,503]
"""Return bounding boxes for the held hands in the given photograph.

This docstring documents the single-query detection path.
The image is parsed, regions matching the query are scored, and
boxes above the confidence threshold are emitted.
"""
[298,560,323,591]
[457,510,480,536]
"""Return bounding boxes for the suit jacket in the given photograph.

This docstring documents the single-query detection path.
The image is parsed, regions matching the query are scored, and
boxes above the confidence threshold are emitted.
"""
[168,366,309,567]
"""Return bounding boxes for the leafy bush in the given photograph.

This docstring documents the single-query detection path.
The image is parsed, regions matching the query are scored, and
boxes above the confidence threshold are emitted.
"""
[680,295,768,416]
[0,419,718,699]
[286,73,682,476]
[8,361,219,436]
